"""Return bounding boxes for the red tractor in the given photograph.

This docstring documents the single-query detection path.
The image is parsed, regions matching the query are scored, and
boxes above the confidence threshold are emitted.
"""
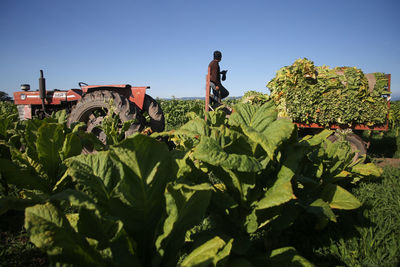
[13,70,165,142]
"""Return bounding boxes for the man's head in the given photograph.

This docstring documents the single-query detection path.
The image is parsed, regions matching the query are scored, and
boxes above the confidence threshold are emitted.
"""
[213,50,222,61]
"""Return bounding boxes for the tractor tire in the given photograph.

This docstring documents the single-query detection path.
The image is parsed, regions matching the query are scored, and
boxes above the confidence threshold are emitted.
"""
[327,133,367,162]
[67,90,144,146]
[141,94,165,133]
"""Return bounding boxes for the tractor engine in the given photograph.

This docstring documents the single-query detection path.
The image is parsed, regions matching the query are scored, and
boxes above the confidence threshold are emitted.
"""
[13,71,82,120]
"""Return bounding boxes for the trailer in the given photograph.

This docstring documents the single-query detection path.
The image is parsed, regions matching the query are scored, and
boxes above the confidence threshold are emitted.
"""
[293,73,391,160]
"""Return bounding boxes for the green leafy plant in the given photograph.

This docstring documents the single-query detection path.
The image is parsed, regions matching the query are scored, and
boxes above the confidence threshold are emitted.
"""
[0,101,19,140]
[155,101,381,264]
[24,134,217,266]
[0,113,85,214]
[0,100,384,266]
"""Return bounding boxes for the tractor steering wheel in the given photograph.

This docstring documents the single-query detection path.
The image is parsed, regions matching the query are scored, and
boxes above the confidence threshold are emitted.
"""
[78,82,88,87]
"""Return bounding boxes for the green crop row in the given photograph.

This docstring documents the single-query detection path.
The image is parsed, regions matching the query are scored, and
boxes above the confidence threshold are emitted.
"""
[159,98,239,130]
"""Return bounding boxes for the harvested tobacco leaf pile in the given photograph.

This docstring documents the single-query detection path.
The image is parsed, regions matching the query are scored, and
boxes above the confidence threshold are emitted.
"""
[267,58,390,126]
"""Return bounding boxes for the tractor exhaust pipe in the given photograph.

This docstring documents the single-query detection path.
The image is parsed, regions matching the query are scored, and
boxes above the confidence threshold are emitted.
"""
[39,70,46,99]
[39,70,48,116]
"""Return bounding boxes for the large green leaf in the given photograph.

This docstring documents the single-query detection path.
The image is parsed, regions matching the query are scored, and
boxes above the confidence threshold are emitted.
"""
[306,198,337,223]
[222,128,254,157]
[228,102,295,160]
[175,117,210,138]
[52,190,142,265]
[0,196,42,215]
[222,168,256,203]
[299,129,333,146]
[228,103,258,127]
[65,151,119,206]
[61,132,82,160]
[193,136,262,172]
[351,163,382,177]
[268,246,314,267]
[77,208,123,250]
[322,184,361,210]
[154,183,213,266]
[51,189,98,211]
[179,236,233,267]
[64,134,177,263]
[256,147,303,210]
[24,119,43,160]
[322,139,353,176]
[25,203,108,266]
[206,110,226,127]
[0,114,15,138]
[110,135,176,230]
[229,102,277,133]
[36,122,65,181]
[0,158,50,192]
[241,119,295,160]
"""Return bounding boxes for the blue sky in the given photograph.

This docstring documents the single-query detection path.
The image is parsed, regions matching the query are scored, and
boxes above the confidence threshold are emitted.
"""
[1,0,399,99]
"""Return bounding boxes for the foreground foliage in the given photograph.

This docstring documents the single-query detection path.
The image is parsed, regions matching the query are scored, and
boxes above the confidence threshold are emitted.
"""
[0,100,389,266]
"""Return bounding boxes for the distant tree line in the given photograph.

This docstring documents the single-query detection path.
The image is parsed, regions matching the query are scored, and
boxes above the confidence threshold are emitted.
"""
[0,91,12,102]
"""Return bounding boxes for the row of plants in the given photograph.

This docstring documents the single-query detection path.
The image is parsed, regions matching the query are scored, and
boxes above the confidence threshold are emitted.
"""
[158,99,205,130]
[158,98,239,130]
[0,99,384,266]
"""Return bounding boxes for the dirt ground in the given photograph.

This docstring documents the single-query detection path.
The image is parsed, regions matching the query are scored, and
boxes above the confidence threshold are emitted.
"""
[374,158,400,168]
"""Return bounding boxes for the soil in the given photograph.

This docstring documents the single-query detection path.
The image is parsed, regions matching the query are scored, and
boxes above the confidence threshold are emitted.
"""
[373,158,400,168]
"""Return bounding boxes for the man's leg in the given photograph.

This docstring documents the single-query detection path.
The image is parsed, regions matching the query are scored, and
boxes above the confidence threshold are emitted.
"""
[210,82,220,103]
[219,85,229,99]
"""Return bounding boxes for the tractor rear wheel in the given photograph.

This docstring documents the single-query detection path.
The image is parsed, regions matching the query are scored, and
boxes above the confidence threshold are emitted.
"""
[67,90,144,148]
[141,94,165,133]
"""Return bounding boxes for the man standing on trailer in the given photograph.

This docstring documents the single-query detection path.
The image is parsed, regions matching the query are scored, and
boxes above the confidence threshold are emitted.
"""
[208,50,229,103]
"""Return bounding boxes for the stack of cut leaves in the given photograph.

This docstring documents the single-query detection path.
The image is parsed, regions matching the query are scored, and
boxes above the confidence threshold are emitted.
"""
[267,58,390,126]
[241,90,270,105]
[389,101,400,131]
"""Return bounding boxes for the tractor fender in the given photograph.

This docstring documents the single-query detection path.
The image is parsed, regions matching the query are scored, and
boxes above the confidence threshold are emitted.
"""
[80,84,148,110]
[129,87,148,110]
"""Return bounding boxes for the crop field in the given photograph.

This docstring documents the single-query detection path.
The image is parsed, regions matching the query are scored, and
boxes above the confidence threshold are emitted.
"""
[0,98,400,266]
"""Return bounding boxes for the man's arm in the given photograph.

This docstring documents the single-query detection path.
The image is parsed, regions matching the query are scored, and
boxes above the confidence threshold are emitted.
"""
[220,70,227,81]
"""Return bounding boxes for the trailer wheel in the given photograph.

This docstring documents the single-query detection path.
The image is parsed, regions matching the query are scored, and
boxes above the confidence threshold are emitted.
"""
[67,90,144,150]
[327,133,367,162]
[140,94,165,133]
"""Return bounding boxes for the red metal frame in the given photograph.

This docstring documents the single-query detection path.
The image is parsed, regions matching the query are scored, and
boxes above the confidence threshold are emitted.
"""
[14,89,81,105]
[14,84,149,111]
[80,84,130,93]
[295,73,391,132]
[205,67,210,119]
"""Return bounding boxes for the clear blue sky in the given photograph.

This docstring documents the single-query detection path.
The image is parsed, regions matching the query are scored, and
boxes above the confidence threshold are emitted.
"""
[1,0,399,99]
